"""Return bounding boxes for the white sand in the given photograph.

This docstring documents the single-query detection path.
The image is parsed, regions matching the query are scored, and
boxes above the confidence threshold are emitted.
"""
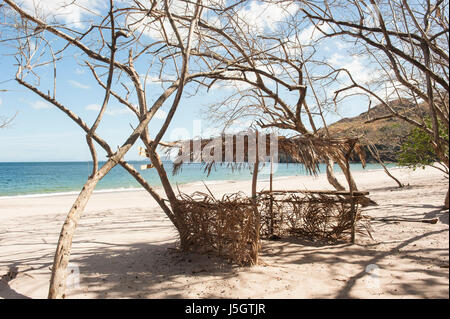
[0,166,448,299]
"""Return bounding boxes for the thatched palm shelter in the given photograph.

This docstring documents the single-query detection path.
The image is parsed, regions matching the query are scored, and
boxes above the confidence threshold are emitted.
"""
[156,132,369,265]
[166,132,366,191]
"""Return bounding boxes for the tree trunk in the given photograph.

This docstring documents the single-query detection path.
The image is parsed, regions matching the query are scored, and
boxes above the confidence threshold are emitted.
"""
[380,163,403,188]
[326,158,346,191]
[338,159,377,206]
[251,131,260,264]
[342,145,357,244]
[150,152,189,249]
[445,189,449,209]
[269,159,274,236]
[367,143,403,187]
[251,161,260,265]
[48,176,101,298]
[337,160,358,191]
[48,159,118,298]
[347,169,356,244]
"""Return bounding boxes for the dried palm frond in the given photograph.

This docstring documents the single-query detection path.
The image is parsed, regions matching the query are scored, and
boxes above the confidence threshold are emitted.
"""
[175,191,258,265]
[258,191,369,241]
[174,188,371,265]
[161,133,365,176]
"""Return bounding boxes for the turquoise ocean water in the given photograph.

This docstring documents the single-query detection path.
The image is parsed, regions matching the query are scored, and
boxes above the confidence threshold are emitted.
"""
[0,161,394,197]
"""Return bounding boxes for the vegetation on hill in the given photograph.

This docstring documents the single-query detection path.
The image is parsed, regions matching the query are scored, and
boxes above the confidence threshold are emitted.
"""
[398,117,449,173]
[325,101,428,163]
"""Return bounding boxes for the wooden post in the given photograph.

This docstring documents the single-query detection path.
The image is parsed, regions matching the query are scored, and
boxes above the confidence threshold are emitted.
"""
[251,131,260,264]
[269,157,274,236]
[251,161,259,199]
[345,142,357,244]
[445,189,449,209]
[349,178,356,243]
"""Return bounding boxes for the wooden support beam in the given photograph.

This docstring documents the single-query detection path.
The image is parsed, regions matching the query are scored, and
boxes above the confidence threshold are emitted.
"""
[258,190,370,196]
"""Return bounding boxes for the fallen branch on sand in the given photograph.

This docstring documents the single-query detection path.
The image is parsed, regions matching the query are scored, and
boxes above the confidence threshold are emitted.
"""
[374,218,438,224]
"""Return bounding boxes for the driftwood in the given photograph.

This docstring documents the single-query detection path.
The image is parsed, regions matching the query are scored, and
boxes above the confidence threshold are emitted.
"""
[375,218,439,224]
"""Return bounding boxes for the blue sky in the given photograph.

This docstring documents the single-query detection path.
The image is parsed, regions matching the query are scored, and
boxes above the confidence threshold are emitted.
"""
[0,0,375,162]
[0,46,248,162]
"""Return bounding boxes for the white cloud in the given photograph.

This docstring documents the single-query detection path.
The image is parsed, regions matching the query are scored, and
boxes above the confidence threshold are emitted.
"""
[85,103,132,116]
[335,41,350,50]
[207,69,258,92]
[327,54,381,85]
[236,1,299,33]
[124,1,195,42]
[140,74,177,85]
[69,80,90,90]
[294,23,331,46]
[86,104,101,111]
[209,61,283,92]
[325,53,401,105]
[21,0,104,28]
[30,100,52,110]
[126,1,298,43]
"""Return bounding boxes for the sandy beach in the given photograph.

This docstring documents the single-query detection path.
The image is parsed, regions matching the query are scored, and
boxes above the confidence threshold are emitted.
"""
[0,166,448,299]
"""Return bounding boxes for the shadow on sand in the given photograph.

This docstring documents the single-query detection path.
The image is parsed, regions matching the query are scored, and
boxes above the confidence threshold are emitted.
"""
[60,222,450,299]
[70,241,240,298]
[2,206,448,299]
[0,265,32,299]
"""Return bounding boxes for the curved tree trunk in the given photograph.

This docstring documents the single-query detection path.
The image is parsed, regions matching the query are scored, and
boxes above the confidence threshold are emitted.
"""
[326,158,346,191]
[48,180,97,299]
[48,161,116,298]
[381,164,403,188]
[149,149,188,248]
[143,139,188,248]
[337,159,377,207]
[336,160,358,191]
[367,143,403,188]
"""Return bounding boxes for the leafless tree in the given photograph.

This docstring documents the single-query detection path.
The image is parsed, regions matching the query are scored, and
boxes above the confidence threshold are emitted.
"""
[300,0,449,206]
[162,1,363,191]
[5,0,446,300]
[2,0,233,298]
